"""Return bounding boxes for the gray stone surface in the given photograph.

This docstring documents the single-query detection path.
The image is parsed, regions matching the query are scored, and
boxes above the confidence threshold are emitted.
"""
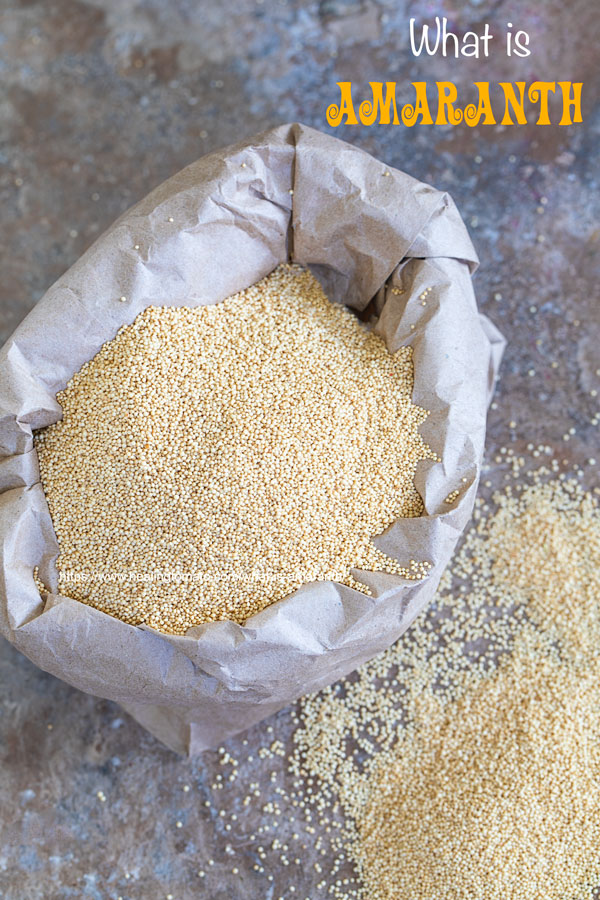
[0,1,598,898]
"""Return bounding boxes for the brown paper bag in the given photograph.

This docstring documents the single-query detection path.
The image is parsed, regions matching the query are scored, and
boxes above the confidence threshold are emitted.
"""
[0,123,504,754]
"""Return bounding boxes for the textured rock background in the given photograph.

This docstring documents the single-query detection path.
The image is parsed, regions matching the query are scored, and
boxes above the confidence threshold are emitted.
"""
[0,1,598,898]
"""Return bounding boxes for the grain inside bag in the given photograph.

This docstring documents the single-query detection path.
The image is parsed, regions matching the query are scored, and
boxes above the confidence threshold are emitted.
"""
[34,265,435,634]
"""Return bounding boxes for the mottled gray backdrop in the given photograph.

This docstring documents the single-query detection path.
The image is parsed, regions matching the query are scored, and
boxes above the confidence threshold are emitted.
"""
[0,2,598,899]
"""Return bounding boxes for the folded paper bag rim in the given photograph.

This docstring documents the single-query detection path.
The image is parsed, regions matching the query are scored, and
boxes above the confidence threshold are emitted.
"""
[0,122,504,754]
